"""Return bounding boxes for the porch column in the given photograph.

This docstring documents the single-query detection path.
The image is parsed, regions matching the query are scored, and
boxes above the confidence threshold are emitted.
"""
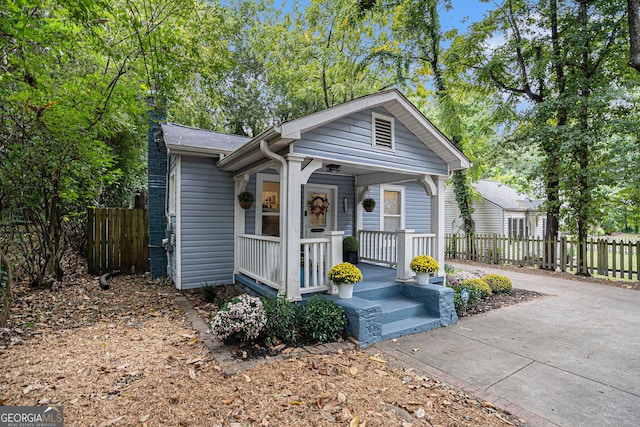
[396,229,415,282]
[325,230,345,294]
[284,154,305,301]
[430,176,446,277]
[233,174,249,274]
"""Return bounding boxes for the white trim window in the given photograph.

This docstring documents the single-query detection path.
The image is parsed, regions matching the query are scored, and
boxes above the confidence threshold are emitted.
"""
[508,217,526,239]
[372,112,395,152]
[256,174,280,237]
[380,185,405,231]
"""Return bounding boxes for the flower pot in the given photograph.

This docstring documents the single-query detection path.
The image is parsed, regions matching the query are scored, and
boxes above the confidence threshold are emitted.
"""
[239,201,252,209]
[337,283,354,299]
[415,272,430,285]
[343,251,358,264]
[364,206,374,212]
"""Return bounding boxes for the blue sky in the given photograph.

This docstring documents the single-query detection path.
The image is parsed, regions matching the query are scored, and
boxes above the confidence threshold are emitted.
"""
[441,1,493,32]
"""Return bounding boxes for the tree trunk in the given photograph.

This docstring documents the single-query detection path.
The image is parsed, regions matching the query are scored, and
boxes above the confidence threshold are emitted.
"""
[0,252,13,328]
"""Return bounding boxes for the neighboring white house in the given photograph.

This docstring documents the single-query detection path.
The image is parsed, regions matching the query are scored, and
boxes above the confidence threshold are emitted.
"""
[445,179,546,238]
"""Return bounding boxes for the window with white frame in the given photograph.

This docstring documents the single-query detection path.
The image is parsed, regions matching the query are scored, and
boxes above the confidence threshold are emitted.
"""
[508,217,526,239]
[381,185,404,231]
[256,174,280,237]
[372,112,395,151]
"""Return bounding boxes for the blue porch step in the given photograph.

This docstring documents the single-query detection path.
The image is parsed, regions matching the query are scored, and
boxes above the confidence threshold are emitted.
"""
[381,314,442,341]
[378,296,425,324]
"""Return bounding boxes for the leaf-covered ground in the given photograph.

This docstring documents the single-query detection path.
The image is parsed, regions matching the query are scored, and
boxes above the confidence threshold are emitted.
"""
[0,270,527,426]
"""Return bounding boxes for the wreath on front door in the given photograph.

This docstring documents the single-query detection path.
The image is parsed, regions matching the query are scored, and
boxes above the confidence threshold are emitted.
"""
[308,193,329,217]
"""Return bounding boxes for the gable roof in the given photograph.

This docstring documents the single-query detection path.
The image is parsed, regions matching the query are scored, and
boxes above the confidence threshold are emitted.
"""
[475,180,543,212]
[161,123,250,157]
[217,89,470,172]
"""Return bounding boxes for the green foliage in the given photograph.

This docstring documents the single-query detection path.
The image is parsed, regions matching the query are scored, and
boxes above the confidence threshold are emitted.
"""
[201,284,238,307]
[483,274,513,294]
[298,296,347,343]
[237,191,256,203]
[342,236,359,253]
[460,278,492,299]
[444,264,455,275]
[262,296,297,345]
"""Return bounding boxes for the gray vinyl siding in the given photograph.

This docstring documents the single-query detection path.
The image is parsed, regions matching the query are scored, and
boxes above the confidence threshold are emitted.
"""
[473,200,503,235]
[362,186,381,230]
[292,107,448,175]
[179,156,235,289]
[168,156,178,284]
[404,182,430,232]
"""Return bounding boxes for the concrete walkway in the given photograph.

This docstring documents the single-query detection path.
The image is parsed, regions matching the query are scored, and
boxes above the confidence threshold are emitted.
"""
[373,264,640,427]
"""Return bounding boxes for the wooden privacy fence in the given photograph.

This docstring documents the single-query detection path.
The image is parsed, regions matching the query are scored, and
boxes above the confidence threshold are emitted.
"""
[446,233,640,280]
[87,208,149,275]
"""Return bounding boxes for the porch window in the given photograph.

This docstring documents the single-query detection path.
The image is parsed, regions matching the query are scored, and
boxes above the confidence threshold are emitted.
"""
[372,112,395,151]
[381,186,405,231]
[261,181,280,237]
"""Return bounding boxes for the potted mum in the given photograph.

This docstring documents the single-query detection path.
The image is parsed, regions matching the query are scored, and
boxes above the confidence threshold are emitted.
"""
[362,198,376,212]
[410,255,439,285]
[327,262,363,299]
[237,191,255,209]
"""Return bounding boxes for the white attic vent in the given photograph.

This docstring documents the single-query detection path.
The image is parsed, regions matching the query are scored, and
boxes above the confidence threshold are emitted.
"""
[372,112,395,151]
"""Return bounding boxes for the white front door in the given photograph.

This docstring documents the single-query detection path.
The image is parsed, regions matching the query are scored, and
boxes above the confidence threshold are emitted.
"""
[304,185,337,238]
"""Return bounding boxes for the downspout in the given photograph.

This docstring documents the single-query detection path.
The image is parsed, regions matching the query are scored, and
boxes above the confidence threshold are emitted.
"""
[259,140,288,295]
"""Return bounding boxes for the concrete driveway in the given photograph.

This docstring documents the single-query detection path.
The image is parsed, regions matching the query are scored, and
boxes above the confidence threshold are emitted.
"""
[373,264,640,427]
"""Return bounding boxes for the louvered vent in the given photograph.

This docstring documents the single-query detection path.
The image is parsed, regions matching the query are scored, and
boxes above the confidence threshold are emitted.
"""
[373,114,394,150]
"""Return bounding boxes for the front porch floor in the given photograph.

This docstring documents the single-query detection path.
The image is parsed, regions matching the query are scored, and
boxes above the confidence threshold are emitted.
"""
[235,263,457,347]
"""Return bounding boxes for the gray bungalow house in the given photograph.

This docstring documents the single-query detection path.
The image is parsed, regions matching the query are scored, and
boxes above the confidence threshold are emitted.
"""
[445,179,546,238]
[148,89,470,346]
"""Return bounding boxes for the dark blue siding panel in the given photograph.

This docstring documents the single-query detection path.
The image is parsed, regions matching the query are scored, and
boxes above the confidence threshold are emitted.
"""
[147,101,167,278]
[180,157,234,289]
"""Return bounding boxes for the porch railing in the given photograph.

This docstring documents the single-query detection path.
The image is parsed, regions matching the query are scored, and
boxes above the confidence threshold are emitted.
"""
[237,234,280,289]
[358,229,437,281]
[300,237,330,293]
[358,230,397,266]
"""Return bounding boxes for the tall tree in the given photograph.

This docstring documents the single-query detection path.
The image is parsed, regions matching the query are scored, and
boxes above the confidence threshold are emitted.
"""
[463,0,635,273]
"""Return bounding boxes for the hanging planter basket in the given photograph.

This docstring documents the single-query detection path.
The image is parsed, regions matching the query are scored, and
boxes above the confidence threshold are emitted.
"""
[237,191,255,210]
[362,198,376,212]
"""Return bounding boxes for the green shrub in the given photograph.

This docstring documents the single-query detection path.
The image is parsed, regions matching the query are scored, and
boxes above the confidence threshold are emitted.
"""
[262,295,297,345]
[298,296,346,343]
[460,278,492,299]
[342,236,359,253]
[211,294,266,342]
[483,274,513,294]
[448,281,482,306]
[201,283,238,307]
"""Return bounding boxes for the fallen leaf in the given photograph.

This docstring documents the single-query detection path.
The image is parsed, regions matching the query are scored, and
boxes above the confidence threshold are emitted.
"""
[188,337,198,345]
[243,374,251,383]
[369,355,387,363]
[415,408,425,418]
[349,415,360,427]
[97,416,125,427]
[139,414,150,422]
[186,358,202,364]
[412,347,420,352]
[188,368,196,379]
[289,401,302,405]
[337,392,347,403]
[349,366,358,375]
[222,398,235,405]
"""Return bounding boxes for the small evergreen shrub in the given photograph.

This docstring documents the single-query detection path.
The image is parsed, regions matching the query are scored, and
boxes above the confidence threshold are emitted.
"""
[483,274,513,294]
[201,283,239,308]
[342,236,359,253]
[460,278,492,299]
[298,296,346,343]
[211,294,266,342]
[262,295,297,345]
[201,283,218,303]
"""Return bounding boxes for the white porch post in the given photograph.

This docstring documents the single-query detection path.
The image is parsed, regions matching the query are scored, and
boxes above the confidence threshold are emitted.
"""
[233,174,249,274]
[325,230,344,294]
[431,176,446,276]
[396,229,415,282]
[284,154,305,301]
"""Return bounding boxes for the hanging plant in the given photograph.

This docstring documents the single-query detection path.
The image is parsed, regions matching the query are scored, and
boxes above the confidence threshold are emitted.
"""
[237,191,255,209]
[308,193,329,217]
[362,198,376,212]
